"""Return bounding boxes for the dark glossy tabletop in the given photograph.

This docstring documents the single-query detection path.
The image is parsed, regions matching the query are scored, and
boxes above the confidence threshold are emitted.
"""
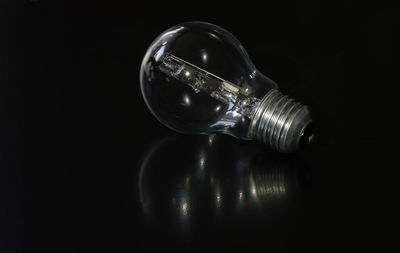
[1,1,397,252]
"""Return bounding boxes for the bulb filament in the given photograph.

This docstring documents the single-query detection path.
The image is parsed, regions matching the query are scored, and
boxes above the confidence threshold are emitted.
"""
[158,53,260,118]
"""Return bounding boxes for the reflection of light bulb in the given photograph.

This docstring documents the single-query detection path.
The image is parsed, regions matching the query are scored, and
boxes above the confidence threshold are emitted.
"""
[140,22,314,153]
[138,134,309,235]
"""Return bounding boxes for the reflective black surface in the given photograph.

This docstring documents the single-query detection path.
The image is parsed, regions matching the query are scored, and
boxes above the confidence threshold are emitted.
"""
[1,1,396,252]
[138,134,310,248]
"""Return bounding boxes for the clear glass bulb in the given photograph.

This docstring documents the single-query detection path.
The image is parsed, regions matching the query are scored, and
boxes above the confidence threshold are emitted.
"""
[140,22,313,153]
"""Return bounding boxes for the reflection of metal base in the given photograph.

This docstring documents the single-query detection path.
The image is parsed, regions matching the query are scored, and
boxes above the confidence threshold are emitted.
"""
[249,89,313,153]
[249,154,308,203]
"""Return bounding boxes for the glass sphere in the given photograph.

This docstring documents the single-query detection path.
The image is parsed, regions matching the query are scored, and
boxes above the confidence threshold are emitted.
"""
[140,21,277,139]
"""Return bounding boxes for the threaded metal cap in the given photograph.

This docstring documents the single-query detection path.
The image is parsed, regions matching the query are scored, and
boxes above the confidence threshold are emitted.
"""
[249,89,313,153]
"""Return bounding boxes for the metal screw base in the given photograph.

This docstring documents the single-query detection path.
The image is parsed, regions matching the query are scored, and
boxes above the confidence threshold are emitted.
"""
[249,89,313,153]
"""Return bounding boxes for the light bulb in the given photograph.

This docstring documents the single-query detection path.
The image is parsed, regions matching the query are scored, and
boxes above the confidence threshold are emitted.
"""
[140,21,314,153]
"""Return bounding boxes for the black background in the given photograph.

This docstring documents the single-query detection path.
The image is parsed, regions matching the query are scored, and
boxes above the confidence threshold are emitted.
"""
[1,0,398,252]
